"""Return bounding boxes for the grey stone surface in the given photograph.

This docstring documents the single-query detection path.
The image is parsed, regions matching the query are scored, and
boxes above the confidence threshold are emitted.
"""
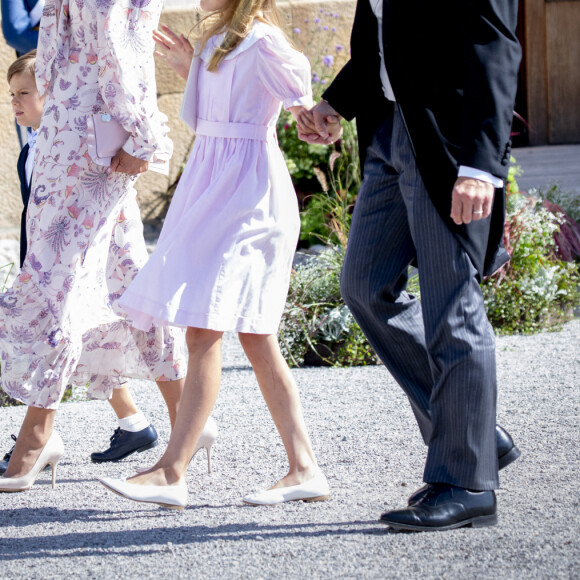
[1,321,579,579]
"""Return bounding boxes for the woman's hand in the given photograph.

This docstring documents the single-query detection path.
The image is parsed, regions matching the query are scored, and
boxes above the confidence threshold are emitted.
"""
[153,24,194,80]
[109,149,149,176]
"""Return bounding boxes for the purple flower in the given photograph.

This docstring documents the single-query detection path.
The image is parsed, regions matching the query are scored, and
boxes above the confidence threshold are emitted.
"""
[323,55,334,67]
[314,18,321,23]
[312,74,320,84]
[321,79,327,85]
[294,27,301,34]
[332,27,337,33]
[335,44,344,52]
[324,26,329,31]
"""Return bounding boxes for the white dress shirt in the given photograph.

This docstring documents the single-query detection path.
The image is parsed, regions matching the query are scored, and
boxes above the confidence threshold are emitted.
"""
[367,0,503,188]
[25,129,38,187]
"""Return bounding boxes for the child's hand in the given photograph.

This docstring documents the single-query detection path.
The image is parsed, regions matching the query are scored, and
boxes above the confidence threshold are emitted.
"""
[294,103,342,145]
[153,24,194,80]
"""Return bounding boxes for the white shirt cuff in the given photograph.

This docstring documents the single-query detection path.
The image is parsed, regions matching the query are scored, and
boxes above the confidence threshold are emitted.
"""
[458,166,503,189]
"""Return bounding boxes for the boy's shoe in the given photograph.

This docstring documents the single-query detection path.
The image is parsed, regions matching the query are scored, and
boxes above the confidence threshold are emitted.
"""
[90,425,158,463]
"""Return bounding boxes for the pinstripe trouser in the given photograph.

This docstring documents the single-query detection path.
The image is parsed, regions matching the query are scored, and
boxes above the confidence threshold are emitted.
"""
[341,108,499,490]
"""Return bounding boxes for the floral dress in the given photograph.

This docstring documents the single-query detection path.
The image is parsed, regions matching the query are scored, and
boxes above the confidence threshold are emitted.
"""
[0,0,187,409]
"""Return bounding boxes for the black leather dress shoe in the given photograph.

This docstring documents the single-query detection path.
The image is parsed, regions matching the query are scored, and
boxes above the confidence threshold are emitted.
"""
[0,434,49,474]
[90,425,158,463]
[407,424,520,505]
[380,483,497,531]
[0,435,16,475]
[496,425,521,470]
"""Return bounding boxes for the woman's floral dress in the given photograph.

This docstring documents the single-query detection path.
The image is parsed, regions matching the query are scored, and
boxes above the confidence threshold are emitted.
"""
[0,0,187,409]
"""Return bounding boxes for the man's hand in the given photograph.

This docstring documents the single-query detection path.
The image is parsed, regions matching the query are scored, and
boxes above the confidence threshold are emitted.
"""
[450,177,495,225]
[296,100,343,144]
[153,24,194,80]
[109,149,149,176]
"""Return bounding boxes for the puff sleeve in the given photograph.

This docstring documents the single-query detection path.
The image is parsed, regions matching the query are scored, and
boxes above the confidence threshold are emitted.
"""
[256,31,313,111]
[96,0,172,163]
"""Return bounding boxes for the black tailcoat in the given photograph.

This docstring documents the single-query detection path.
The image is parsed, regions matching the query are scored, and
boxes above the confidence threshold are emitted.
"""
[323,0,521,277]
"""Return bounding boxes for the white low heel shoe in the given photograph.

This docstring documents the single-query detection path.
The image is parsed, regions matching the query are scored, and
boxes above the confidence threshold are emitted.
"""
[135,416,218,474]
[0,431,64,492]
[100,476,188,510]
[242,469,330,506]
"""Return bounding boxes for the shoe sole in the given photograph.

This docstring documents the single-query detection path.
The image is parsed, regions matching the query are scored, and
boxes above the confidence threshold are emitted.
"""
[243,494,330,506]
[90,439,159,464]
[378,513,498,531]
[100,480,185,511]
[498,444,521,470]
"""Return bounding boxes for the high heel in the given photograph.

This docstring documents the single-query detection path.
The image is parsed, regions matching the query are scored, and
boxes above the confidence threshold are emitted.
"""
[134,416,218,474]
[191,416,218,473]
[0,431,64,492]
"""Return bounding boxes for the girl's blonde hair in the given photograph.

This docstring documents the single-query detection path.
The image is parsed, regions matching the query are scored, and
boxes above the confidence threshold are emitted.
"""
[194,0,286,72]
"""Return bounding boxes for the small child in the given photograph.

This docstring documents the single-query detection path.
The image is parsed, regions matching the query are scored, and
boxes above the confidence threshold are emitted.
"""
[7,49,44,268]
[100,0,329,509]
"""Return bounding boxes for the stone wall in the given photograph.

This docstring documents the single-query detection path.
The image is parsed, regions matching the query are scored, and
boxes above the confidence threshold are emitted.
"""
[0,0,355,237]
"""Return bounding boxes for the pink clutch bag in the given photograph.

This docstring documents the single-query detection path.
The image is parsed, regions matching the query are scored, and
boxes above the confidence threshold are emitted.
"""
[86,112,130,167]
[86,112,171,175]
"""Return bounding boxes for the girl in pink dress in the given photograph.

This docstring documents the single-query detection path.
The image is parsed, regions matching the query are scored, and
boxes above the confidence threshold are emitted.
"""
[101,0,329,509]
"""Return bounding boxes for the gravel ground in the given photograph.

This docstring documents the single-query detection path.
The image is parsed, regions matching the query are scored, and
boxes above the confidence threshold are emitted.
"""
[0,319,579,579]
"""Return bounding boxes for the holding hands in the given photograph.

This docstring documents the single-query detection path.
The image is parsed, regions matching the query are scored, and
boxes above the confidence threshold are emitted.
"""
[153,24,194,80]
[296,100,343,145]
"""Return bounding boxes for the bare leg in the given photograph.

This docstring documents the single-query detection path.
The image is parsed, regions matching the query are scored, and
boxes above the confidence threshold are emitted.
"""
[155,378,184,429]
[107,379,182,430]
[3,407,56,478]
[128,327,222,486]
[238,332,318,488]
[108,385,139,419]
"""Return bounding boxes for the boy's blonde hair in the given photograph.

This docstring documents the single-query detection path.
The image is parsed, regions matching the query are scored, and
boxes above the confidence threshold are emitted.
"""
[194,0,286,72]
[7,50,37,84]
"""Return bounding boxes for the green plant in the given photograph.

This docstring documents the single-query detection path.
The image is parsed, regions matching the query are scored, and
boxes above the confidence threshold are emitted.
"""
[482,192,580,334]
[276,12,361,246]
[278,245,379,367]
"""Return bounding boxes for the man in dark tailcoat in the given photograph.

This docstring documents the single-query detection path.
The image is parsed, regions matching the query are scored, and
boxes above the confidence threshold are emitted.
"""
[298,0,522,531]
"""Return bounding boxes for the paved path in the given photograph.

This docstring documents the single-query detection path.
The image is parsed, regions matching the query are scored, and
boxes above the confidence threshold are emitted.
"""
[513,144,580,197]
[1,321,579,579]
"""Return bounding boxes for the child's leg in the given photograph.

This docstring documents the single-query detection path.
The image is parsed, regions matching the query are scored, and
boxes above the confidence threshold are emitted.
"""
[237,332,318,487]
[128,327,222,486]
[108,385,140,419]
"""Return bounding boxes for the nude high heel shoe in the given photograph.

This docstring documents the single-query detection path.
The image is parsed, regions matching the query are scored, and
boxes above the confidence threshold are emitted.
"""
[134,416,218,474]
[0,431,64,492]
[191,416,218,473]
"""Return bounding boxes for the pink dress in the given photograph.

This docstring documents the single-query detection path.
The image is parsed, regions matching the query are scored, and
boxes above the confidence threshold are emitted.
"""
[0,0,187,409]
[120,23,312,335]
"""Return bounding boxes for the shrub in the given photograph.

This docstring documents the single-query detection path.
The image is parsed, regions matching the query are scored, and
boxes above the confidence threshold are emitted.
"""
[279,246,380,367]
[482,191,580,334]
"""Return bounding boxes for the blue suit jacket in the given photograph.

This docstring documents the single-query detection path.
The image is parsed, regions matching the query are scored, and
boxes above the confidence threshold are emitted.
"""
[1,0,43,54]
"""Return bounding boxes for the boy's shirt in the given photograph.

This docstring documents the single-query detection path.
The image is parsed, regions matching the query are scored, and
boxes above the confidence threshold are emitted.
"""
[24,127,37,187]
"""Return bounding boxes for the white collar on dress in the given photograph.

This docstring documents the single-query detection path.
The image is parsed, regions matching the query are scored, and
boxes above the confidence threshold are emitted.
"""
[200,21,283,62]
